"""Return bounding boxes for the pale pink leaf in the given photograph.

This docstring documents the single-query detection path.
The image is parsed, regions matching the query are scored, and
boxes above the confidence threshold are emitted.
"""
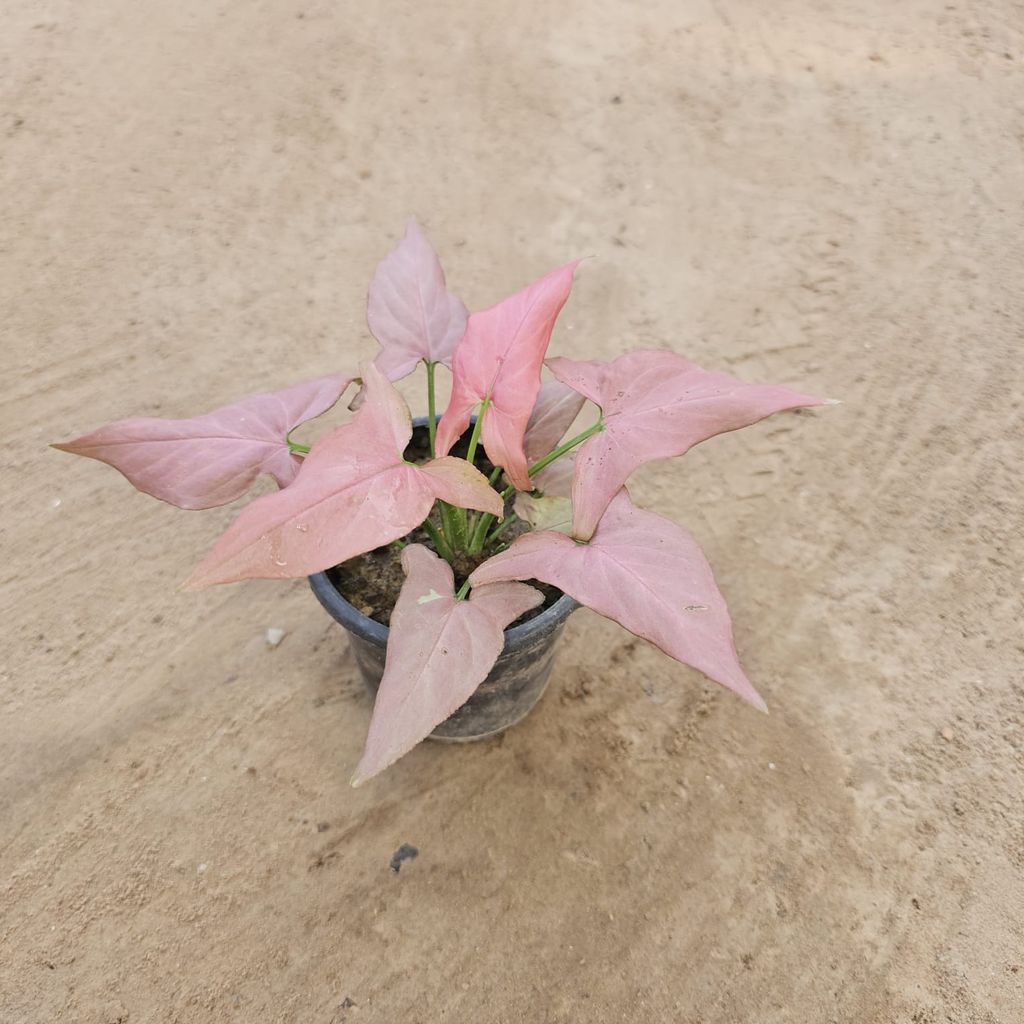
[352,545,542,784]
[522,381,586,464]
[513,492,573,534]
[367,218,468,380]
[184,365,501,588]
[435,262,578,490]
[466,579,544,626]
[547,349,823,539]
[471,489,766,710]
[417,456,505,511]
[52,375,353,510]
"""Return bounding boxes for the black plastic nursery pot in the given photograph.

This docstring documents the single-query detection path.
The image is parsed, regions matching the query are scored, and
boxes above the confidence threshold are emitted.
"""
[309,572,577,740]
[307,416,578,741]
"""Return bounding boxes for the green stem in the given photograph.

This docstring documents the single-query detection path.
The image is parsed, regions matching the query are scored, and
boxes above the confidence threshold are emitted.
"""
[486,513,518,545]
[471,419,603,554]
[465,469,502,545]
[455,578,472,601]
[467,507,494,554]
[425,360,438,459]
[464,399,490,468]
[437,501,459,551]
[287,439,310,455]
[497,419,604,503]
[422,519,455,563]
[526,419,603,478]
[445,501,469,550]
[442,400,490,553]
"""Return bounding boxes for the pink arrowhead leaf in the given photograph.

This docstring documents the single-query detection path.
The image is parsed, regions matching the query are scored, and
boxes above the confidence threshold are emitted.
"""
[435,262,578,490]
[52,374,354,510]
[352,544,543,785]
[367,218,469,380]
[547,349,823,539]
[184,365,502,588]
[522,380,586,464]
[471,489,767,710]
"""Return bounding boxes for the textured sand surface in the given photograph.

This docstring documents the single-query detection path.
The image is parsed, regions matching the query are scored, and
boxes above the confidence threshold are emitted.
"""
[2,2,1022,1021]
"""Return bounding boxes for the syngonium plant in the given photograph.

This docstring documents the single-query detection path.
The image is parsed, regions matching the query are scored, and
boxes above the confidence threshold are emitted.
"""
[55,219,826,784]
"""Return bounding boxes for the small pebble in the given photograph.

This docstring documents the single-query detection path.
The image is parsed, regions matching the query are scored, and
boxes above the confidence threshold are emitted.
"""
[941,727,954,741]
[50,498,62,509]
[197,863,207,874]
[389,843,419,872]
[768,762,777,770]
[265,627,286,647]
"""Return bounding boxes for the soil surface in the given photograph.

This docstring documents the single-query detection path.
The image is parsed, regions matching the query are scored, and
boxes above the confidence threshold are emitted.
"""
[2,2,1022,1022]
[330,538,560,628]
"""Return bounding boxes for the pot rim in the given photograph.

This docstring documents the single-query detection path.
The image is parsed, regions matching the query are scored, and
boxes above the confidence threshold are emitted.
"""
[309,569,577,654]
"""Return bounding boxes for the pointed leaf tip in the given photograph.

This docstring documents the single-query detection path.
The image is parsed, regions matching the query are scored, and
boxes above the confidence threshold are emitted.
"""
[51,374,354,510]
[367,218,468,380]
[435,261,579,489]
[352,545,542,783]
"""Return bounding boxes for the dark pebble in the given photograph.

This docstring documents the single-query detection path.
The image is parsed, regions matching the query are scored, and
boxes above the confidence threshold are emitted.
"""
[389,843,419,872]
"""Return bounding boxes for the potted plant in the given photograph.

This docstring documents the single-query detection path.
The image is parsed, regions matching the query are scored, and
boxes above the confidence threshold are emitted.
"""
[54,219,826,785]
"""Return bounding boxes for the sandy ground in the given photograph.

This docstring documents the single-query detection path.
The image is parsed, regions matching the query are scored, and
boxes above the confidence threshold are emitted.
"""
[2,1,1022,1021]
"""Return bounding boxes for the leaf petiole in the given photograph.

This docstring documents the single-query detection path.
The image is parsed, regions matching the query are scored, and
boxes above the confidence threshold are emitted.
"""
[485,513,518,545]
[464,398,490,468]
[425,360,438,459]
[466,507,493,554]
[465,468,504,545]
[468,418,602,554]
[525,418,603,479]
[286,432,311,455]
[422,518,455,562]
[497,418,603,504]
